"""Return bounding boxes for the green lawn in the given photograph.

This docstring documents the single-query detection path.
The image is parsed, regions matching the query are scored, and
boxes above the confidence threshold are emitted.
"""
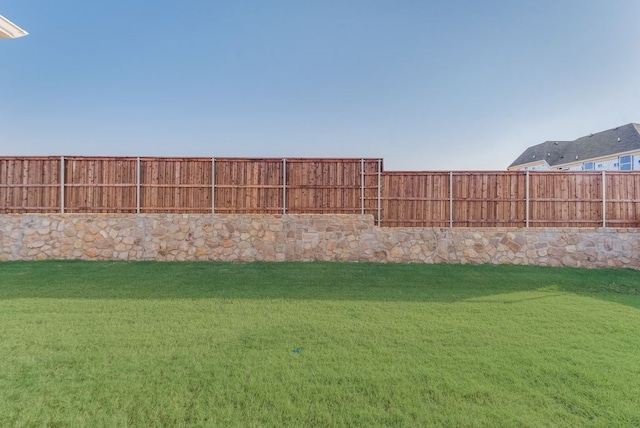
[1,261,639,427]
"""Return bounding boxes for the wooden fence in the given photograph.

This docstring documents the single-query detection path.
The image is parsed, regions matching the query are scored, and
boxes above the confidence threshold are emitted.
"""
[1,156,639,227]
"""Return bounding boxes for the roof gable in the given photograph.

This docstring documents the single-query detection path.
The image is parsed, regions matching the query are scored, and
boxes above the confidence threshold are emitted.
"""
[509,140,571,167]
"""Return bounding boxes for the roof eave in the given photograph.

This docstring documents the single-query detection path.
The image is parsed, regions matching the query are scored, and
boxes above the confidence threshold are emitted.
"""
[0,15,28,39]
[507,160,550,170]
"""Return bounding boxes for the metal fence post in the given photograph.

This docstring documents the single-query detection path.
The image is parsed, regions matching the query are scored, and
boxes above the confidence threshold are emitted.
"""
[525,170,530,228]
[211,157,215,214]
[283,158,287,214]
[360,159,365,215]
[136,157,141,214]
[449,171,453,228]
[377,159,382,226]
[60,156,65,214]
[602,170,606,228]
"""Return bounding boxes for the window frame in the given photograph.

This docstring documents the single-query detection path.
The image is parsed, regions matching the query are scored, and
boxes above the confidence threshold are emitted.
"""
[619,155,632,171]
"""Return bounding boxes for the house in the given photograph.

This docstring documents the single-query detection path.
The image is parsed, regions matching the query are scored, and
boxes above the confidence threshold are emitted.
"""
[508,123,640,171]
[0,14,28,38]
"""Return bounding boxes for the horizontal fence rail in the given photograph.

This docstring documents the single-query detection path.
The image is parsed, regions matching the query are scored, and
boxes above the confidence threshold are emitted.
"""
[1,156,639,227]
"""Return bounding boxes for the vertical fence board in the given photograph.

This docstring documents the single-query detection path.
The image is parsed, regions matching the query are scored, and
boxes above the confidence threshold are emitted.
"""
[63,157,137,213]
[285,159,378,215]
[380,172,450,227]
[213,159,283,213]
[529,172,602,227]
[0,157,61,212]
[606,172,640,227]
[140,158,212,213]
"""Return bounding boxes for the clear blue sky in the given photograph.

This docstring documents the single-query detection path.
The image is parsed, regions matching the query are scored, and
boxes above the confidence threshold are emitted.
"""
[2,1,639,170]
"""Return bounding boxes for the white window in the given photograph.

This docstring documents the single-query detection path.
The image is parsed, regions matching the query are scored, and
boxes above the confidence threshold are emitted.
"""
[619,155,632,171]
[583,162,594,171]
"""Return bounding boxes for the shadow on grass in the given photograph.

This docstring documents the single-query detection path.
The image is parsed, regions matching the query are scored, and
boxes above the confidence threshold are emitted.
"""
[461,292,570,305]
[0,260,639,309]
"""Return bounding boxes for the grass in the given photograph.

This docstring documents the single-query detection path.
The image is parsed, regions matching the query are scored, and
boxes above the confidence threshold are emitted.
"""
[0,261,639,427]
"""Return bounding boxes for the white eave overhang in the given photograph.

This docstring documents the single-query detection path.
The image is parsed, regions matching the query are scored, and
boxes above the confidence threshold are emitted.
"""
[507,160,550,171]
[0,14,28,39]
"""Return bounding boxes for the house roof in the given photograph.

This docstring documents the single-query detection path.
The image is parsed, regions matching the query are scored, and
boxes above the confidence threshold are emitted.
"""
[509,123,640,168]
[0,14,28,39]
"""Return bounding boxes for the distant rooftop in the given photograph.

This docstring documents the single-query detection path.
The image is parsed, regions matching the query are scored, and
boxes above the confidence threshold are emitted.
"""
[509,123,640,168]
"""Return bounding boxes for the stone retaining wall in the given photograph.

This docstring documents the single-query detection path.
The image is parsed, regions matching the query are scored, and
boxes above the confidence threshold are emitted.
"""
[0,214,638,268]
